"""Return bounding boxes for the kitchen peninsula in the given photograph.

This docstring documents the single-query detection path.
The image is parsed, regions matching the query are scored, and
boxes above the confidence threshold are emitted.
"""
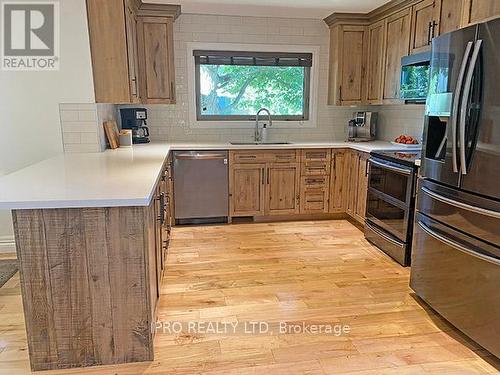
[0,141,416,371]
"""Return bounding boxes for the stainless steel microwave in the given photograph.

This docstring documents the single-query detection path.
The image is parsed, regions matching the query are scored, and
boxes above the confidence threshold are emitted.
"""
[400,52,431,103]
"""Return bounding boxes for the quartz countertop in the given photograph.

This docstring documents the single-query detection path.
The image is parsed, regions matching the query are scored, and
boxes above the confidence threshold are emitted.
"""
[0,141,416,209]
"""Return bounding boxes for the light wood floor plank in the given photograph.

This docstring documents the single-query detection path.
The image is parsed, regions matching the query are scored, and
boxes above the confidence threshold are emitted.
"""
[0,220,497,374]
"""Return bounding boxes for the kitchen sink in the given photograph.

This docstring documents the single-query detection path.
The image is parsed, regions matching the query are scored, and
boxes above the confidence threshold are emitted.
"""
[230,142,293,145]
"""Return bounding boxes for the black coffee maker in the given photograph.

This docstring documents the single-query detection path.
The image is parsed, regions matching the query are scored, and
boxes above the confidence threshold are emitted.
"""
[120,108,150,144]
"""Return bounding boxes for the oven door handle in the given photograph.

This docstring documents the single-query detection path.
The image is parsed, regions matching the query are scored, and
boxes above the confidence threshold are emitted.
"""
[418,221,500,266]
[369,158,412,176]
[366,220,404,248]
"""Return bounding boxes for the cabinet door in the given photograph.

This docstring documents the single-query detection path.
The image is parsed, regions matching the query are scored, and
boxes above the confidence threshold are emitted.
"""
[383,9,411,102]
[346,151,360,216]
[434,0,463,35]
[266,163,300,215]
[461,0,500,25]
[230,164,266,217]
[410,0,436,54]
[86,0,132,103]
[366,20,386,104]
[354,153,369,223]
[329,25,367,105]
[137,16,176,104]
[125,1,140,103]
[329,150,347,213]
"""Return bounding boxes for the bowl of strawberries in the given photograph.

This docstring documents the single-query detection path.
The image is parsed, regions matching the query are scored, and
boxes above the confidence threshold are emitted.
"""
[391,135,420,148]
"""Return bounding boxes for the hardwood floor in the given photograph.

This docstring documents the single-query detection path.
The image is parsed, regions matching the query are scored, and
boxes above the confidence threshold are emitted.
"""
[0,220,498,374]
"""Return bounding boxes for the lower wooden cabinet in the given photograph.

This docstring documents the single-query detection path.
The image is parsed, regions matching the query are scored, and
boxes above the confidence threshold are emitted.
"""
[343,150,369,224]
[354,152,370,223]
[329,150,348,213]
[230,163,266,217]
[266,163,300,215]
[229,149,369,223]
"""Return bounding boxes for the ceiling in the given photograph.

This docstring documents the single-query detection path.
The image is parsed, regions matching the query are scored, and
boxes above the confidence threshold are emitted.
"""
[147,0,392,19]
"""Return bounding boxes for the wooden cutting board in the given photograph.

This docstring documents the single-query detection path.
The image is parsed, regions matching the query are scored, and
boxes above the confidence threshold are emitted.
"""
[104,120,120,149]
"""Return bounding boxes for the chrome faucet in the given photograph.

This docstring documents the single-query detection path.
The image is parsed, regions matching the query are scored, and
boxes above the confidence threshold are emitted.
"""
[254,108,272,143]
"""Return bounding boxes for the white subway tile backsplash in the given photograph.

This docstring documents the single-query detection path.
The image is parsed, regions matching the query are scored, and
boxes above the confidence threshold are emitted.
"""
[107,13,425,144]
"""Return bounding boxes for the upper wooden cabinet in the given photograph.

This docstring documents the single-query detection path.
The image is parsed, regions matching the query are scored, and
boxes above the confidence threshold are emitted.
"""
[409,0,436,54]
[325,0,499,106]
[87,0,132,103]
[461,0,500,25]
[137,17,176,104]
[366,20,386,104]
[382,9,412,102]
[86,0,179,104]
[328,25,367,106]
[434,0,464,35]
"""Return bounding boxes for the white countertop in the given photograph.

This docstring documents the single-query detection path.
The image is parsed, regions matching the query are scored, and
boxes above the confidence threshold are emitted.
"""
[0,141,417,210]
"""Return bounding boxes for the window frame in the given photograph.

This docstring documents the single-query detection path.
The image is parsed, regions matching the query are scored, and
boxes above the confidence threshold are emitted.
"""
[187,43,320,129]
[194,51,311,122]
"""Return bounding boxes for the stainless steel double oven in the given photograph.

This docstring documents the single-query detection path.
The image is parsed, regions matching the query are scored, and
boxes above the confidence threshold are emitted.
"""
[364,152,420,266]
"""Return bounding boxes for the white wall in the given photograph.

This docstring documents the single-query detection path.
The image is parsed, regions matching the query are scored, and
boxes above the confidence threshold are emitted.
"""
[0,0,95,240]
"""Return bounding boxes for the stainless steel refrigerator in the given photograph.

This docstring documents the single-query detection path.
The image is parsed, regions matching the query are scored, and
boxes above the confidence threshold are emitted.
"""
[411,18,500,358]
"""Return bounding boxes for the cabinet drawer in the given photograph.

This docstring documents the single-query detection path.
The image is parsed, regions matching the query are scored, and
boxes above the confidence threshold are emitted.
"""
[300,189,329,213]
[301,149,331,161]
[231,150,298,164]
[302,161,331,176]
[302,176,329,189]
[268,150,298,163]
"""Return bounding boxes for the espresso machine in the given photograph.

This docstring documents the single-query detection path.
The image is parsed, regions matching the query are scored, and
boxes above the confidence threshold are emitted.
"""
[120,108,150,144]
[347,111,377,142]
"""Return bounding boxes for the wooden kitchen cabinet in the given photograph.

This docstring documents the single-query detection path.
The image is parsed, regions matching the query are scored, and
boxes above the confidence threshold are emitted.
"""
[230,163,266,217]
[87,0,134,103]
[343,150,369,224]
[137,16,176,104]
[86,0,178,104]
[434,0,464,35]
[125,0,141,103]
[300,149,331,214]
[354,152,370,223]
[328,25,367,106]
[382,8,412,102]
[329,150,348,213]
[410,0,436,54]
[366,20,386,104]
[461,0,500,25]
[266,163,301,215]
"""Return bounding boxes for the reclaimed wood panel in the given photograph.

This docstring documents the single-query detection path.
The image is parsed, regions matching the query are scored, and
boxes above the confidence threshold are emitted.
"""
[12,204,157,371]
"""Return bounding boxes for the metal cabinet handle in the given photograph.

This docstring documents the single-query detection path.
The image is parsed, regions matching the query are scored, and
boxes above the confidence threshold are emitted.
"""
[262,168,265,185]
[366,220,403,248]
[175,153,227,160]
[427,21,432,45]
[369,158,412,175]
[418,221,500,266]
[459,39,482,175]
[421,186,500,219]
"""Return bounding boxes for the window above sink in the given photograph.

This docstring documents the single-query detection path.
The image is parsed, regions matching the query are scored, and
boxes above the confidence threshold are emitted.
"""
[187,43,320,129]
[194,50,311,122]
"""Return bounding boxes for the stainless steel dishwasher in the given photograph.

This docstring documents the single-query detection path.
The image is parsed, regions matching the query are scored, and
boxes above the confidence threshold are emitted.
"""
[173,151,229,224]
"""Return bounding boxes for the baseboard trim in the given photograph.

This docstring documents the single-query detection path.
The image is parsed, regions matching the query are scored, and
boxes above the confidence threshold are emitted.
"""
[0,236,16,254]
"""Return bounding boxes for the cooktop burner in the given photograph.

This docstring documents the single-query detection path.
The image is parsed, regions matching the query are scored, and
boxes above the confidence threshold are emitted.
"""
[371,150,421,168]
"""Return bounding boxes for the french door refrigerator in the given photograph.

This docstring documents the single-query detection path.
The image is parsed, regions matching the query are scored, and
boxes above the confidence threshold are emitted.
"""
[411,18,500,358]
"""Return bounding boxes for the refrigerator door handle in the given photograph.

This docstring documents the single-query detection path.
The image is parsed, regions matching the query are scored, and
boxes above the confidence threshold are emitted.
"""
[450,41,474,174]
[459,39,483,175]
[418,221,500,266]
[421,186,500,219]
